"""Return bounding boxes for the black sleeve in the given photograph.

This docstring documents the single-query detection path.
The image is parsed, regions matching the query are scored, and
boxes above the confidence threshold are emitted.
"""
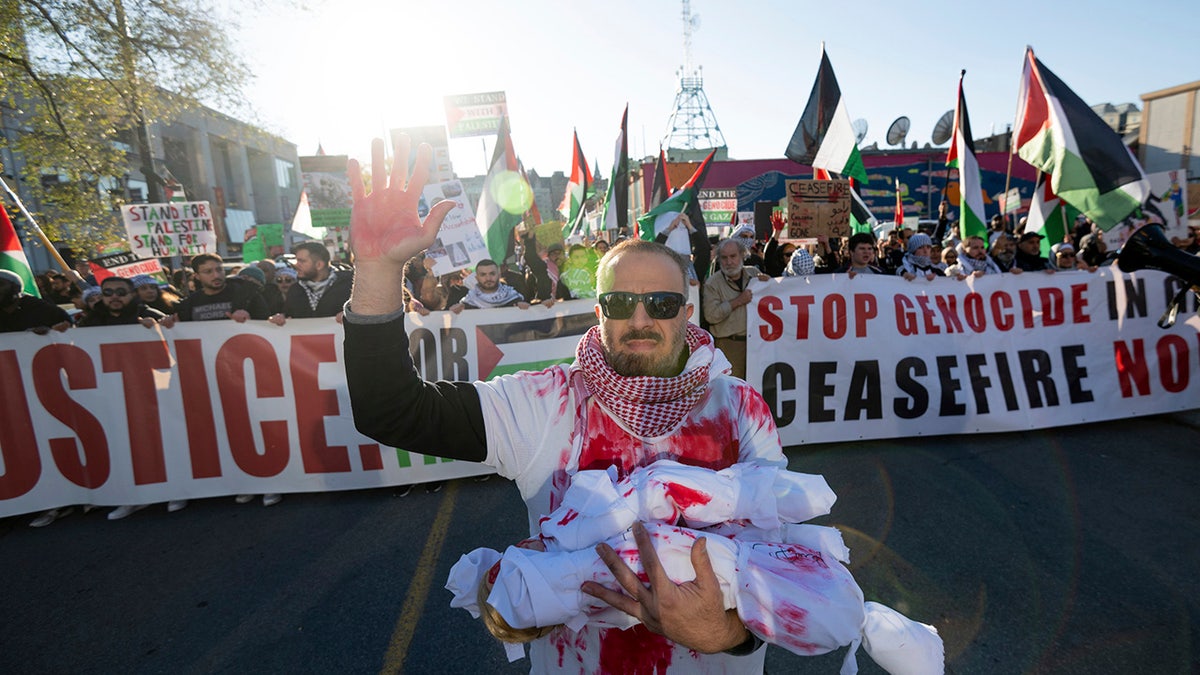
[343,314,488,462]
[521,239,552,301]
[763,237,783,277]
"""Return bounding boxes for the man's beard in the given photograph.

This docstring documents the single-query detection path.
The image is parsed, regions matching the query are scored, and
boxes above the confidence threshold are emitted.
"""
[993,250,1015,264]
[602,323,688,378]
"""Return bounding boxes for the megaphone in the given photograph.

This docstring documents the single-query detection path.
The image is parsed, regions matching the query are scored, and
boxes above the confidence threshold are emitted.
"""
[1118,224,1200,282]
[1117,223,1200,327]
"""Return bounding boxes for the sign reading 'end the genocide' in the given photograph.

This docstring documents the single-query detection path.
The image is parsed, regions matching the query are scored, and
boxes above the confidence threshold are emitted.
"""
[121,201,217,257]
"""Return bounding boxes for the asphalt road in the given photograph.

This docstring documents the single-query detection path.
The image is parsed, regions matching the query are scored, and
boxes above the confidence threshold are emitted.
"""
[2,411,1197,675]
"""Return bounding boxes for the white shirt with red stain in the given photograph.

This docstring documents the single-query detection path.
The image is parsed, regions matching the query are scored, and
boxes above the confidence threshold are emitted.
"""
[474,360,787,675]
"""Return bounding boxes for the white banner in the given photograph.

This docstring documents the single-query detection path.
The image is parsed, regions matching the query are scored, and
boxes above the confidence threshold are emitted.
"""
[748,270,1200,446]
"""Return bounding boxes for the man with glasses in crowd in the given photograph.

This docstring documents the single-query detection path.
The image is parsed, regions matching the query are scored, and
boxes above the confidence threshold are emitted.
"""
[76,276,165,327]
[343,137,785,673]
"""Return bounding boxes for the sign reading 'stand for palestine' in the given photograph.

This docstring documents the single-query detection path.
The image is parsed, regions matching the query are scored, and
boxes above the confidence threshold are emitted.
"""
[121,201,218,257]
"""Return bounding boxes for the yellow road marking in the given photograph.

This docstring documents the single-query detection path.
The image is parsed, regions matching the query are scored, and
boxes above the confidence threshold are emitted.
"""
[379,480,460,674]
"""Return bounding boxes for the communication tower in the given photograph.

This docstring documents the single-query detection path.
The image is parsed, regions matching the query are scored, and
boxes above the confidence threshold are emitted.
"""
[661,0,727,160]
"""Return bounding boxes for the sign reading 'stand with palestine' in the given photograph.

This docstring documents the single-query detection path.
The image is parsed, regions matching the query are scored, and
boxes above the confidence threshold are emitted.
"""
[121,201,217,257]
[443,91,508,138]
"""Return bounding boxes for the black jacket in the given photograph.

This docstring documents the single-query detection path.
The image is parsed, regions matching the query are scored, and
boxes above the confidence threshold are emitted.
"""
[284,270,354,318]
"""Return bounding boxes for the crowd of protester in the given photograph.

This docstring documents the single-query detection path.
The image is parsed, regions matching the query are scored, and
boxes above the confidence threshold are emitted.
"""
[2,242,357,526]
[6,202,1196,528]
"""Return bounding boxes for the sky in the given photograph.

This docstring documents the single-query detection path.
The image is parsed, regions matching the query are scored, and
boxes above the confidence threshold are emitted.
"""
[232,0,1199,179]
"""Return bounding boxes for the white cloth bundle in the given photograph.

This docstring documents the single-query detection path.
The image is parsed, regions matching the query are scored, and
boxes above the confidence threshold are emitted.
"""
[448,522,865,656]
[538,460,837,551]
[445,460,944,673]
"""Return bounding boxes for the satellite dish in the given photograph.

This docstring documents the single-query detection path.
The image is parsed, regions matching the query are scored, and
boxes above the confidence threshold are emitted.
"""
[886,117,910,146]
[851,118,869,145]
[931,110,955,145]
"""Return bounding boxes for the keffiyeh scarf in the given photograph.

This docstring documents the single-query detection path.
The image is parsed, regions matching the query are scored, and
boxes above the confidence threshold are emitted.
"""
[465,283,524,308]
[958,254,999,275]
[573,323,714,438]
[300,270,337,311]
[783,249,815,277]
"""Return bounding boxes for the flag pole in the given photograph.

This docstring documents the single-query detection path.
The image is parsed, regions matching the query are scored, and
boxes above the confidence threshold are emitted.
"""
[0,177,79,284]
[1003,50,1034,235]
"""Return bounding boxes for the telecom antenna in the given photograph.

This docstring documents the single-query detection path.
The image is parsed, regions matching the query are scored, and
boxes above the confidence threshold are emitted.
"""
[661,0,726,155]
[931,110,955,145]
[851,118,869,145]
[886,116,911,147]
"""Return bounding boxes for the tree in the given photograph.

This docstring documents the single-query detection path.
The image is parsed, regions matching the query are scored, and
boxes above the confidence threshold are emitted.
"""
[0,0,250,252]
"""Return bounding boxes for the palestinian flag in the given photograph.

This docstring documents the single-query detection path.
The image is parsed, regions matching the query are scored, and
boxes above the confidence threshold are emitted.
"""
[477,116,530,261]
[1013,47,1148,230]
[947,71,987,240]
[0,204,40,297]
[1023,172,1072,257]
[557,130,592,225]
[517,158,543,226]
[649,148,672,210]
[849,181,877,234]
[636,149,716,240]
[602,105,629,233]
[785,48,867,183]
[475,313,599,379]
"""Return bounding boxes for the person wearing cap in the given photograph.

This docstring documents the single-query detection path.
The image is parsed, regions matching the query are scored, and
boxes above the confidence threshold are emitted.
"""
[80,285,102,311]
[131,274,179,315]
[896,233,943,281]
[0,269,71,334]
[1051,242,1085,271]
[1014,232,1056,273]
[253,260,286,314]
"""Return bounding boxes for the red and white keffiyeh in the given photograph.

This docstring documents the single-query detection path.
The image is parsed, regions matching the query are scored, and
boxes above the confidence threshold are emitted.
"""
[573,323,715,438]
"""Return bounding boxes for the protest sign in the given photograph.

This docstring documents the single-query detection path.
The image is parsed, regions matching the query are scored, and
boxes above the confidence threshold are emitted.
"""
[89,250,164,282]
[699,188,738,228]
[121,201,217,257]
[421,180,489,276]
[785,179,852,240]
[299,155,353,229]
[390,126,455,182]
[748,270,1200,446]
[443,91,508,138]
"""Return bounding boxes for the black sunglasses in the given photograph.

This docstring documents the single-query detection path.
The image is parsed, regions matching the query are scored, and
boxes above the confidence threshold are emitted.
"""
[598,291,686,320]
[101,288,130,297]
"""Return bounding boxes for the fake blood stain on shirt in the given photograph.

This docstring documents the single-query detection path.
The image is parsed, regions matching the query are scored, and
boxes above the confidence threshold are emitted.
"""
[598,624,673,675]
[578,405,740,477]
